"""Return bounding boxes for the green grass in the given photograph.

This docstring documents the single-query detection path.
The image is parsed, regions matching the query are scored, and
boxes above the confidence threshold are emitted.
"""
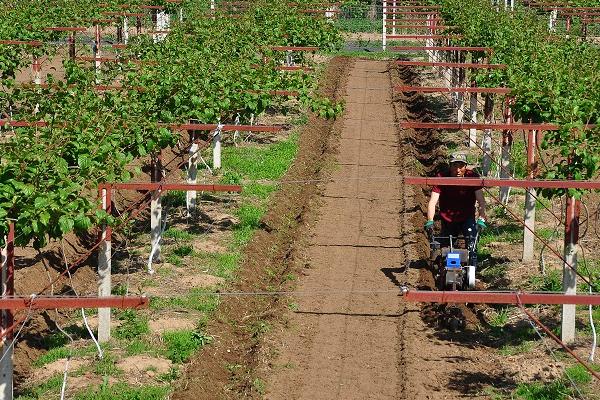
[335,17,381,33]
[150,288,220,313]
[124,338,153,356]
[487,307,510,327]
[242,183,277,200]
[172,245,193,257]
[220,133,298,181]
[114,310,150,340]
[93,352,122,376]
[162,330,212,363]
[528,269,562,292]
[478,223,522,246]
[499,340,535,356]
[16,374,64,400]
[195,251,239,279]
[163,228,194,241]
[515,380,570,400]
[74,381,170,400]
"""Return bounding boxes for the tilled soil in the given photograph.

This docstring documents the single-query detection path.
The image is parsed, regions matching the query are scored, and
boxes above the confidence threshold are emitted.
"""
[260,60,515,399]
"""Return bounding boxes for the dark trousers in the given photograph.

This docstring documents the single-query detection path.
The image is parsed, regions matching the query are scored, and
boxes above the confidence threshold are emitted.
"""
[440,217,476,248]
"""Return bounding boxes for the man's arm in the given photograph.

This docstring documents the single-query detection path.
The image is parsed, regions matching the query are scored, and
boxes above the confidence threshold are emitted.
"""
[427,191,440,221]
[475,189,487,220]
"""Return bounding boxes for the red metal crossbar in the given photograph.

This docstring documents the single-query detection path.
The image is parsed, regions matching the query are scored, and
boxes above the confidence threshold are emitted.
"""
[270,46,319,51]
[139,5,164,9]
[0,296,148,310]
[395,86,511,94]
[385,5,441,9]
[384,24,454,30]
[388,18,443,23]
[43,27,87,32]
[167,123,282,132]
[384,11,440,15]
[275,65,314,71]
[404,176,600,190]
[398,121,596,130]
[0,120,49,127]
[0,40,42,46]
[403,290,600,305]
[246,89,300,96]
[392,46,491,52]
[387,35,463,39]
[396,61,504,69]
[109,183,241,192]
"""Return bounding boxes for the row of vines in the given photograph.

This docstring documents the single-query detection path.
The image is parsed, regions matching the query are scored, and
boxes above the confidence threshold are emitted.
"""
[0,0,344,247]
[431,0,600,197]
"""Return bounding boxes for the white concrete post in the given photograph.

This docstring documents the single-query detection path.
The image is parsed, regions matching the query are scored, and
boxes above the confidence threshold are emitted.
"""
[561,196,579,343]
[549,9,558,32]
[94,25,101,84]
[123,17,129,44]
[211,0,216,19]
[154,10,169,42]
[0,235,13,400]
[382,1,387,51]
[98,187,112,342]
[186,141,199,217]
[32,56,41,85]
[482,94,494,175]
[522,130,537,262]
[522,188,536,261]
[391,0,396,36]
[213,124,223,169]
[179,8,183,22]
[469,92,477,147]
[150,190,162,262]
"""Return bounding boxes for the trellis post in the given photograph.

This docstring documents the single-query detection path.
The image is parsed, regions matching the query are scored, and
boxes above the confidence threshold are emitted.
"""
[469,84,477,147]
[213,124,223,169]
[98,187,112,342]
[186,131,199,216]
[561,195,580,343]
[482,94,494,175]
[0,222,14,399]
[522,129,538,262]
[150,154,163,264]
[382,0,387,51]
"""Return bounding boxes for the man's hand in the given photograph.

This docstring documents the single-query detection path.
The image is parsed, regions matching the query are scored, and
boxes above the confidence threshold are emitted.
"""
[424,220,434,231]
[476,218,487,230]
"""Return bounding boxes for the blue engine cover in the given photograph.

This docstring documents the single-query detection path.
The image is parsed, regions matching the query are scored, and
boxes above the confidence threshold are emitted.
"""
[446,252,461,269]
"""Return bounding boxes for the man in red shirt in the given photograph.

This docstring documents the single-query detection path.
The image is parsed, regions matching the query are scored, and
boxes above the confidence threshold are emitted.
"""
[424,153,487,243]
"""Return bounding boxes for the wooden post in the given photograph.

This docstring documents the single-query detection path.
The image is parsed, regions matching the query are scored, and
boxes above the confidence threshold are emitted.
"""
[382,0,387,51]
[186,131,199,217]
[136,16,142,35]
[213,125,222,169]
[150,154,163,264]
[522,129,537,262]
[0,223,14,399]
[98,187,112,342]
[68,33,76,60]
[482,94,494,175]
[499,97,513,204]
[561,195,580,343]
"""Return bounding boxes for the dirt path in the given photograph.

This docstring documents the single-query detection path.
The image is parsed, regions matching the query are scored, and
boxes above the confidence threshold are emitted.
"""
[263,60,512,399]
[265,60,405,399]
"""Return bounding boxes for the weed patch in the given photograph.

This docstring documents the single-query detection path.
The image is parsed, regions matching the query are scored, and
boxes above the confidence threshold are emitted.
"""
[74,381,170,400]
[162,330,213,363]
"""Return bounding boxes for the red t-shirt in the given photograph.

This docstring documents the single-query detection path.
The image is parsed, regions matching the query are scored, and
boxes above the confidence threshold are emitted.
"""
[432,169,482,223]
